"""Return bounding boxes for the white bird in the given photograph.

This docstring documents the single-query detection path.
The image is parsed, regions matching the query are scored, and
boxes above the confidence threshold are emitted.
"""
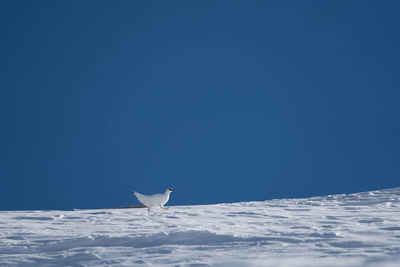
[131,188,174,211]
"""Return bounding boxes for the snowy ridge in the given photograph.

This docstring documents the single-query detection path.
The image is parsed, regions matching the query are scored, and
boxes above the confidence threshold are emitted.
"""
[1,188,400,266]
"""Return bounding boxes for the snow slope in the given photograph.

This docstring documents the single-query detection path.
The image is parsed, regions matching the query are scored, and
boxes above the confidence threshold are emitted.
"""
[1,188,400,266]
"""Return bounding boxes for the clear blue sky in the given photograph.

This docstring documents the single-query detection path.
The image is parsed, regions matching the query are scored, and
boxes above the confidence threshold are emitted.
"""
[1,1,399,210]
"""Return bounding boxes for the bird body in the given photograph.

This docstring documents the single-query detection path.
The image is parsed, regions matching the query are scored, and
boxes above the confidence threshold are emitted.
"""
[131,188,174,211]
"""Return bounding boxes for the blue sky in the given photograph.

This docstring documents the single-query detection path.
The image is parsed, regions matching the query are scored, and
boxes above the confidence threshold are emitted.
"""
[1,1,399,210]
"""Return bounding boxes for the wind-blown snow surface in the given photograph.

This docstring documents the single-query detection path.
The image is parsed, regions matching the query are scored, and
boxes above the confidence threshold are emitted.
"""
[1,188,400,266]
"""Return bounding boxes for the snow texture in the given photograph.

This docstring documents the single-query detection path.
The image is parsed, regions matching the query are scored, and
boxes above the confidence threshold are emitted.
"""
[1,188,400,266]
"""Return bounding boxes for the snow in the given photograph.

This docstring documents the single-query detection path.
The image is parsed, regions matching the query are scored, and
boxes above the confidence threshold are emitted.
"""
[1,188,400,266]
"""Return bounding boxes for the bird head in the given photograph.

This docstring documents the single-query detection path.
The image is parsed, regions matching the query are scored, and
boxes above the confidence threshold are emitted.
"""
[166,188,174,193]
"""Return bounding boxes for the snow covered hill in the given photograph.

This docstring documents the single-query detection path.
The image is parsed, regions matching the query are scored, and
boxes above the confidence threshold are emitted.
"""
[1,188,400,266]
